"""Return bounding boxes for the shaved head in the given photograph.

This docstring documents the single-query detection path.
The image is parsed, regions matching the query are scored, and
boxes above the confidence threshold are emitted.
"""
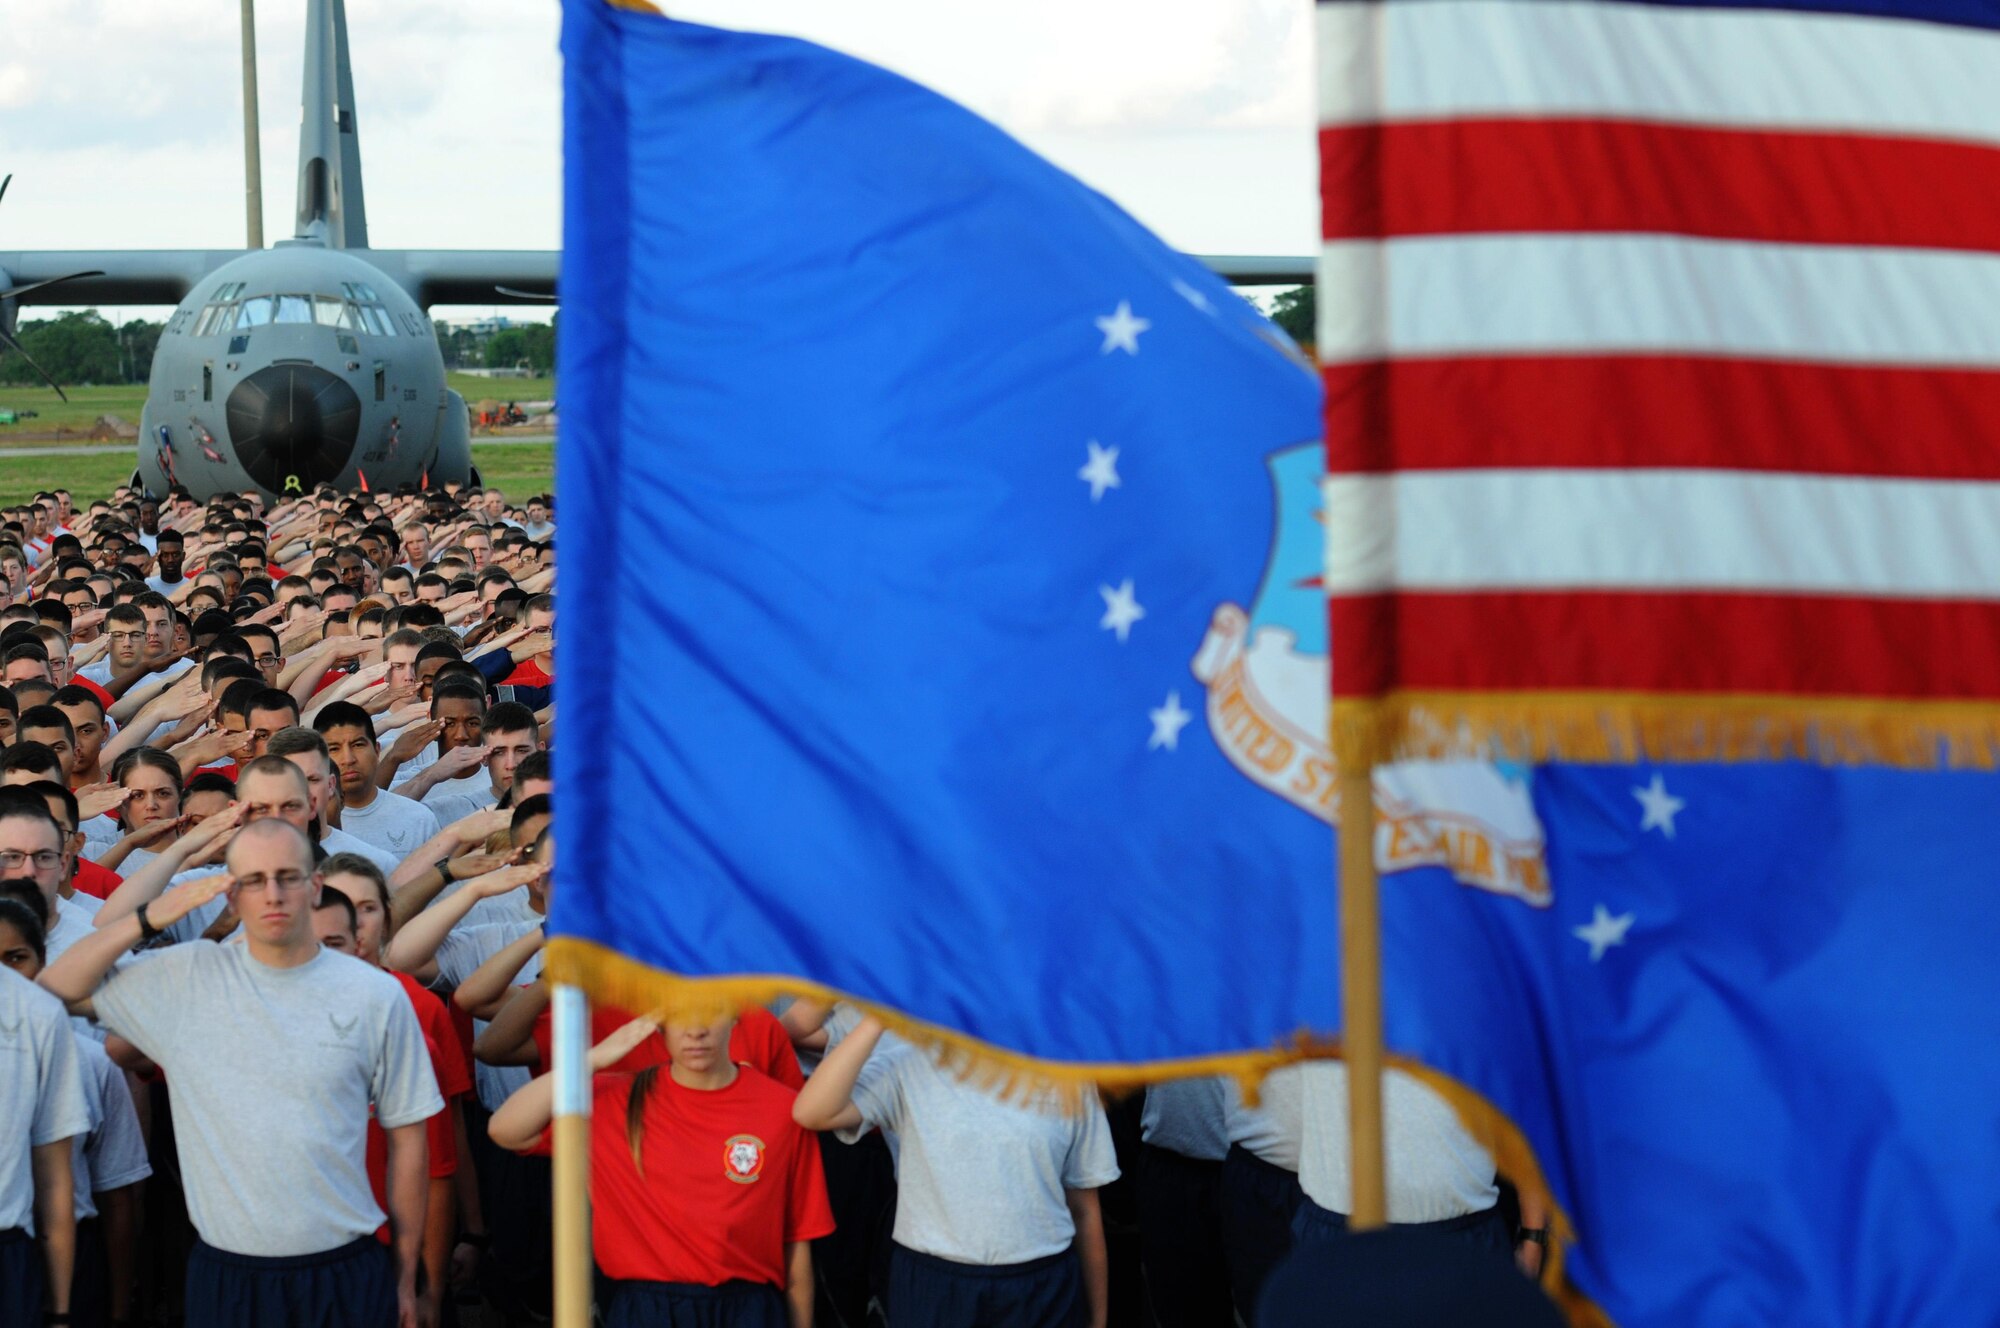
[225,817,315,876]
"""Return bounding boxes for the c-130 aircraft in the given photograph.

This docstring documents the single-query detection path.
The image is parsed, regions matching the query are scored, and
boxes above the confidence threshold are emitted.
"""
[0,0,561,501]
[0,1,1308,502]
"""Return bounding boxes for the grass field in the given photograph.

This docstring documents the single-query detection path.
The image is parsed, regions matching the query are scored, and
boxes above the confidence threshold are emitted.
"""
[0,442,554,507]
[0,374,555,437]
[0,384,151,438]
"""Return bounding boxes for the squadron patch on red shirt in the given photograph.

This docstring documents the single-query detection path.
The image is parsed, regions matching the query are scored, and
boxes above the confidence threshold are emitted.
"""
[723,1134,766,1184]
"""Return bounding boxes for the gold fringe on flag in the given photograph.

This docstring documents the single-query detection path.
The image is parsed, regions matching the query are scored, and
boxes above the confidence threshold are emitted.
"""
[544,937,1345,1106]
[543,937,1612,1325]
[1334,692,2000,772]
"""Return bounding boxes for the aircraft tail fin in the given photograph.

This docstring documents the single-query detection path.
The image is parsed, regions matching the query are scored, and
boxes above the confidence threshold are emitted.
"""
[296,0,370,248]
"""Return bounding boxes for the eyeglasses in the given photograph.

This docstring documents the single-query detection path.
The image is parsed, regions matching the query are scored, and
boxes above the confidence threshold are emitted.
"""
[108,630,145,644]
[254,654,282,667]
[0,849,63,871]
[233,871,312,895]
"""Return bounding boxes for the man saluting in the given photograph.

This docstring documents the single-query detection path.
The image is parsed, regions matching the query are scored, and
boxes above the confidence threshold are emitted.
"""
[39,818,443,1328]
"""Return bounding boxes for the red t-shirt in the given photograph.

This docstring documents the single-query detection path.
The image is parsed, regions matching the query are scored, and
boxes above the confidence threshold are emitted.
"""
[366,1030,457,1244]
[528,1004,803,1091]
[393,971,473,1101]
[529,1067,834,1286]
[71,859,123,902]
[499,658,552,688]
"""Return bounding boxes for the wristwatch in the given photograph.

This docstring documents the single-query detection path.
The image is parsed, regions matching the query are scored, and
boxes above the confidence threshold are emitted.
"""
[1517,1226,1548,1247]
[136,900,162,945]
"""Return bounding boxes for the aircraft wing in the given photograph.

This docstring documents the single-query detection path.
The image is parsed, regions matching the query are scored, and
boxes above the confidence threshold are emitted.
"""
[361,251,561,308]
[0,251,242,307]
[1198,255,1313,285]
[1,248,1308,313]
[368,250,1309,306]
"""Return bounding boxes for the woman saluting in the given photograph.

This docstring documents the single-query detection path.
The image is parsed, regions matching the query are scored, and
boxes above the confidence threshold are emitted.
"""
[489,1012,834,1328]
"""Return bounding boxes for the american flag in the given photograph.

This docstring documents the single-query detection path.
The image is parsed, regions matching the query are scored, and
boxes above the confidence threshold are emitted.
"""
[1317,0,2000,767]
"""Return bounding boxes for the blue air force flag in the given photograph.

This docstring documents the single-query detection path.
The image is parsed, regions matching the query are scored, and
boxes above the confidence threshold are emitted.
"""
[551,1,1334,1076]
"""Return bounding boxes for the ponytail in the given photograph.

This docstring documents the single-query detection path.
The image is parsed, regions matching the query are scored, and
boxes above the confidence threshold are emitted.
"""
[626,1067,661,1176]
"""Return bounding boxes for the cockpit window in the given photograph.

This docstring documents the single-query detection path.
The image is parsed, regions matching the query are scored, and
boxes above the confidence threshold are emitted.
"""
[196,287,395,337]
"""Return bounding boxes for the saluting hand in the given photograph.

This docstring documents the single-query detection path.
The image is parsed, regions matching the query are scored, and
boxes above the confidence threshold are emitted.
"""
[155,872,232,928]
[433,743,490,780]
[385,720,445,765]
[74,783,125,821]
[588,1015,662,1070]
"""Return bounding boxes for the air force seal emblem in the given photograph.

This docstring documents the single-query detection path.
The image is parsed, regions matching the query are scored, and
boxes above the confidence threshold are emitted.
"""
[1192,443,1552,906]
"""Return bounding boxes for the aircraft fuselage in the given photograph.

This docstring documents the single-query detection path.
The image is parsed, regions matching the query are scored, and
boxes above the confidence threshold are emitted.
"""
[136,243,471,500]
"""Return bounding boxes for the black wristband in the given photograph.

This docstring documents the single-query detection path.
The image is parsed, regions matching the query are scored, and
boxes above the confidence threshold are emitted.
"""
[440,857,456,882]
[136,900,161,944]
[1517,1226,1548,1247]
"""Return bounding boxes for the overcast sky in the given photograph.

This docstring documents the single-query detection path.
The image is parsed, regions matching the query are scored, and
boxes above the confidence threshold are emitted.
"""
[1,0,1314,322]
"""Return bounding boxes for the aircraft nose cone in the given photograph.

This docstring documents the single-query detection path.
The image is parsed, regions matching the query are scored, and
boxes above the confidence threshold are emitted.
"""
[225,363,362,496]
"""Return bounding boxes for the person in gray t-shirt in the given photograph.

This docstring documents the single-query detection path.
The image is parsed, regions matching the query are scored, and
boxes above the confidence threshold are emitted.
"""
[796,1015,1119,1328]
[1138,1077,1237,1327]
[40,819,443,1328]
[0,954,89,1327]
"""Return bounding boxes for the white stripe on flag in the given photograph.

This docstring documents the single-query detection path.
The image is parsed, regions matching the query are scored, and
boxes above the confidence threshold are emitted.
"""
[1322,469,2000,597]
[1316,235,2000,366]
[1317,0,2000,147]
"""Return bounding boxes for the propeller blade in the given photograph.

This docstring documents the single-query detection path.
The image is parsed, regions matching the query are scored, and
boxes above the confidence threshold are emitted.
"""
[0,270,106,303]
[0,175,10,208]
[494,286,558,303]
[0,324,69,402]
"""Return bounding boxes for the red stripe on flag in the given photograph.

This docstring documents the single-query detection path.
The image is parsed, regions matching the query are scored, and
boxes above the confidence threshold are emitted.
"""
[1323,357,2000,478]
[1330,591,2000,699]
[1321,119,2000,251]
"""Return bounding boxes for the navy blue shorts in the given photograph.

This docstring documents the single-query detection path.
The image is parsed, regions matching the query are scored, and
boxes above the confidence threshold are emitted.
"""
[606,1279,786,1328]
[888,1242,1085,1328]
[1291,1197,1511,1257]
[1,1227,41,1328]
[1218,1144,1305,1319]
[71,1217,107,1328]
[184,1235,394,1328]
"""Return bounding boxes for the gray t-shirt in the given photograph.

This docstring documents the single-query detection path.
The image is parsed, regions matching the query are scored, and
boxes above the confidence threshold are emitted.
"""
[1223,1065,1304,1171]
[91,943,443,1256]
[841,1042,1119,1265]
[1142,1077,1231,1162]
[47,896,96,964]
[0,967,91,1233]
[433,919,542,1111]
[72,1032,151,1221]
[1296,1063,1499,1223]
[322,825,402,877]
[339,791,443,863]
[421,773,497,830]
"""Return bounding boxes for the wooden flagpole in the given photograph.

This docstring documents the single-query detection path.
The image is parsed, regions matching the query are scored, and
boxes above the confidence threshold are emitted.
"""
[551,984,592,1328]
[1337,709,1388,1227]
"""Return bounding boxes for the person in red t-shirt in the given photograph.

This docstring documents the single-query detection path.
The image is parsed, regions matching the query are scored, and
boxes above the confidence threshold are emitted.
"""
[490,1014,834,1328]
[477,980,805,1092]
[312,883,459,1327]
